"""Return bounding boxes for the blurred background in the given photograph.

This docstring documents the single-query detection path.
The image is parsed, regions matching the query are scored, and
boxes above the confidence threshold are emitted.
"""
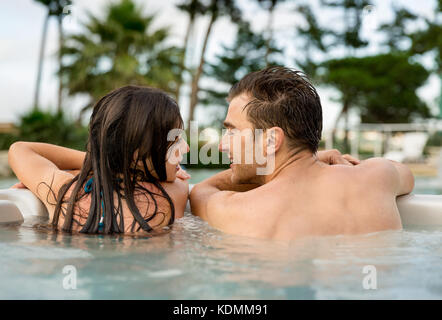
[0,0,441,193]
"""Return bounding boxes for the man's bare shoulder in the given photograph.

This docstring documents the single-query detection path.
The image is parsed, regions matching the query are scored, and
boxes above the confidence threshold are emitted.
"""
[321,157,400,194]
[357,157,414,195]
[353,157,399,185]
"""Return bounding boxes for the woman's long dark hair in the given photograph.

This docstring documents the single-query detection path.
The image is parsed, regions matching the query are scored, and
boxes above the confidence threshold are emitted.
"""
[52,85,183,234]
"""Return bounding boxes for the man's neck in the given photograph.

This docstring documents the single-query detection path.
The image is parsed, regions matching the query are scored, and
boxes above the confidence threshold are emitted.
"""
[263,149,317,184]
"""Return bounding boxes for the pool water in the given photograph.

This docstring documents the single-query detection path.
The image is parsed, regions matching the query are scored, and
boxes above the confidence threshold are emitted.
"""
[0,172,441,299]
[0,217,442,299]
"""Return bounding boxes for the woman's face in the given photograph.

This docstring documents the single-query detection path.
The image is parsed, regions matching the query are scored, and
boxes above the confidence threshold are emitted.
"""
[165,136,189,182]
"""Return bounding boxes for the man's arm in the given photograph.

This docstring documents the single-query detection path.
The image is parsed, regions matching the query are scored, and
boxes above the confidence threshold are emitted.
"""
[358,158,414,196]
[190,172,272,238]
[190,148,360,223]
[189,169,258,222]
[387,160,415,196]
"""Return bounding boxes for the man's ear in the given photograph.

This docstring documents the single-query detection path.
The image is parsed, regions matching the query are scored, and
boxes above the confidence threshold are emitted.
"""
[266,127,284,154]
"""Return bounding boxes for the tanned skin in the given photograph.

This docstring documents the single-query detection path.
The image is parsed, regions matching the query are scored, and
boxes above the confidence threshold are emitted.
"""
[8,142,190,224]
[190,94,414,241]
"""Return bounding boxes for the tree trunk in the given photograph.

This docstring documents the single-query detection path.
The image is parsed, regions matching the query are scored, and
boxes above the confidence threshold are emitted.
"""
[176,16,194,106]
[187,13,216,130]
[76,102,92,124]
[439,73,442,119]
[57,15,64,113]
[343,102,349,153]
[332,100,350,152]
[33,12,50,110]
[264,3,275,67]
[332,108,344,149]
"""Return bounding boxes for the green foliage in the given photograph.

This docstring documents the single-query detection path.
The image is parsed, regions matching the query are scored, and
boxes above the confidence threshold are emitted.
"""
[296,4,329,75]
[320,53,432,123]
[200,22,283,126]
[426,131,442,147]
[22,0,439,154]
[176,0,206,20]
[206,0,242,23]
[183,158,229,170]
[35,0,72,17]
[0,109,88,151]
[378,7,417,51]
[256,0,287,10]
[377,2,442,74]
[411,22,442,73]
[60,0,183,113]
[321,0,371,50]
[0,133,19,151]
[182,139,229,169]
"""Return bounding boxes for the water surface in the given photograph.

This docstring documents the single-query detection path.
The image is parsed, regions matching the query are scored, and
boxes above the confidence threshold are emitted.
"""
[0,172,441,299]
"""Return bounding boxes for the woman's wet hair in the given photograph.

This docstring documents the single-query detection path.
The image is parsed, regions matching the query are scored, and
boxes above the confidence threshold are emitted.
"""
[228,66,323,154]
[52,85,183,234]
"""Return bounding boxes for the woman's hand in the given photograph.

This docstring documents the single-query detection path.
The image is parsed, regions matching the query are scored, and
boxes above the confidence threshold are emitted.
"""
[317,149,360,166]
[10,182,27,189]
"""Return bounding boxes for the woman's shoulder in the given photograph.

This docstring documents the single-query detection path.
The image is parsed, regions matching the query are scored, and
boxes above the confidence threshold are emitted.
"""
[134,178,189,219]
[138,179,189,198]
[160,178,189,198]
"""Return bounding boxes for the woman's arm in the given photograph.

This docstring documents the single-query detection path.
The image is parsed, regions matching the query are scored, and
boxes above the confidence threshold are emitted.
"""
[8,142,85,219]
[9,142,86,170]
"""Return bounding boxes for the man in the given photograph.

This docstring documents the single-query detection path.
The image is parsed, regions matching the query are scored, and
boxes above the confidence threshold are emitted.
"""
[190,67,414,241]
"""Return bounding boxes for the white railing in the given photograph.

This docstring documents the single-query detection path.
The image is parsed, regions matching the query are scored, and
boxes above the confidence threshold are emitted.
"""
[323,120,442,159]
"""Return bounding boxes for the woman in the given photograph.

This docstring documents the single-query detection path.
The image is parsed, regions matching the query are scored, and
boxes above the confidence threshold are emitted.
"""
[8,85,190,234]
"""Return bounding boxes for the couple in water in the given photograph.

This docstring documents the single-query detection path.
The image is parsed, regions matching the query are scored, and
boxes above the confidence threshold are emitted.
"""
[8,67,414,240]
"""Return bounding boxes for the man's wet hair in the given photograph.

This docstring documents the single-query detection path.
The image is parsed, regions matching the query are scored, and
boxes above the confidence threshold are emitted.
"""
[228,66,323,153]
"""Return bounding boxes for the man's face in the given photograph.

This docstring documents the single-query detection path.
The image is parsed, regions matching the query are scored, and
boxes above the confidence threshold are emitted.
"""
[219,93,264,184]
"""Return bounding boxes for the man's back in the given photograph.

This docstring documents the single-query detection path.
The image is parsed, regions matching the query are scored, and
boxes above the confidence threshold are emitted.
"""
[268,158,403,240]
[190,67,414,241]
[201,157,409,241]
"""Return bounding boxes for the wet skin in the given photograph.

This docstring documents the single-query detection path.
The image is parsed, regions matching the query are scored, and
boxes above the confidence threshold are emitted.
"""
[190,94,414,241]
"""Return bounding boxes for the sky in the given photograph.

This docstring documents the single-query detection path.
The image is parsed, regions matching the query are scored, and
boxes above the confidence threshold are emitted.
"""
[0,0,440,133]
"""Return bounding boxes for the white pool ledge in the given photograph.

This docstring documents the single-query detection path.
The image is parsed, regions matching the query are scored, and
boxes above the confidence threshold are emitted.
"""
[1,188,442,227]
[397,194,442,226]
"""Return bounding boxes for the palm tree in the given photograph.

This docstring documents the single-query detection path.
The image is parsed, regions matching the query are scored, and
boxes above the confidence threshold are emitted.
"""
[60,0,182,120]
[175,0,206,106]
[33,1,50,110]
[187,0,241,130]
[53,0,72,113]
[33,0,71,111]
